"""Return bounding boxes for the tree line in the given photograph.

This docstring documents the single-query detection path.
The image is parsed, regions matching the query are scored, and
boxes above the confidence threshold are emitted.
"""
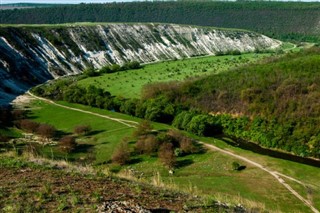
[1,1,320,42]
[31,48,320,159]
[112,120,202,170]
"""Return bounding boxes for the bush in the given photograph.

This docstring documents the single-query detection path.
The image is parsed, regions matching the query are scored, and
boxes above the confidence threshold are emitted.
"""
[100,65,112,74]
[133,120,153,137]
[110,64,121,72]
[232,161,246,171]
[19,119,40,133]
[158,143,176,169]
[112,138,131,165]
[36,124,56,141]
[74,125,92,135]
[180,137,198,154]
[83,67,99,77]
[135,135,159,155]
[59,136,77,153]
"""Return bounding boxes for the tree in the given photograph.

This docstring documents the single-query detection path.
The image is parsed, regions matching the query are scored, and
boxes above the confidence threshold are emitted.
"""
[158,143,176,169]
[37,124,56,141]
[110,64,121,72]
[100,65,111,73]
[59,136,77,153]
[180,137,198,154]
[135,135,159,155]
[133,120,153,137]
[83,67,99,77]
[111,138,131,165]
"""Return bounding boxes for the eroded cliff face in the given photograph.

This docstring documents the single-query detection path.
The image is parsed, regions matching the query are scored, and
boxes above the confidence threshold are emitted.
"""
[0,23,281,104]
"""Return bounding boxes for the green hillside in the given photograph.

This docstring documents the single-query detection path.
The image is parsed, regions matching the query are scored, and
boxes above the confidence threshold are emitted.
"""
[145,48,320,158]
[1,1,320,42]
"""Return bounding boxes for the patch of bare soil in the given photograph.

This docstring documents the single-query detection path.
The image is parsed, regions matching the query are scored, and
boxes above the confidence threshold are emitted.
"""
[11,94,35,108]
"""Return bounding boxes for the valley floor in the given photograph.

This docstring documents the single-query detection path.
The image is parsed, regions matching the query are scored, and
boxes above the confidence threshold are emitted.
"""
[14,92,320,213]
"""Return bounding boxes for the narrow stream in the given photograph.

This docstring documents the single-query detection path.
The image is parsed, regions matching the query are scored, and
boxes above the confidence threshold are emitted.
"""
[221,137,320,168]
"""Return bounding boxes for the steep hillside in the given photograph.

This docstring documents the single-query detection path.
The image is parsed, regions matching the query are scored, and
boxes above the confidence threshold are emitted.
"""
[0,23,280,105]
[0,155,224,212]
[0,2,319,42]
[143,48,320,158]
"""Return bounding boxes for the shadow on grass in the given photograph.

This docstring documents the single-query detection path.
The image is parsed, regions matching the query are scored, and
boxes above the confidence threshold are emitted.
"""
[99,141,109,145]
[129,157,143,165]
[85,130,105,136]
[237,165,246,171]
[74,144,94,153]
[128,140,137,145]
[55,130,70,138]
[176,159,194,168]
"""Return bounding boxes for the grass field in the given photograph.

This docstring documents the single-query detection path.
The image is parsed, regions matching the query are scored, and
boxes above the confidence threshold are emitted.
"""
[78,53,271,98]
[11,44,319,212]
[24,98,319,212]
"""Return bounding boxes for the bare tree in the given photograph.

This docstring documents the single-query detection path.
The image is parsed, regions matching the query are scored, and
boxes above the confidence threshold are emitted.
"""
[19,119,40,133]
[59,135,77,153]
[74,125,92,135]
[112,137,131,165]
[37,124,56,141]
[180,137,197,154]
[158,143,176,169]
[135,135,159,155]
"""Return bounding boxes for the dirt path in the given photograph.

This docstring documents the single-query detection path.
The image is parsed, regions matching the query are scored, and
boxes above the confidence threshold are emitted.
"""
[26,92,319,213]
[27,91,138,128]
[201,142,319,213]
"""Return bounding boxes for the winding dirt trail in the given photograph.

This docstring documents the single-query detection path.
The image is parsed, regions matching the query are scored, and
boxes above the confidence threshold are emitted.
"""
[201,142,319,213]
[26,92,319,213]
[27,91,139,128]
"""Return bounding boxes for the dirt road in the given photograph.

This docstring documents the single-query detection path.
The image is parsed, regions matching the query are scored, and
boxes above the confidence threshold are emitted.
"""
[201,142,319,213]
[27,91,138,128]
[26,91,319,213]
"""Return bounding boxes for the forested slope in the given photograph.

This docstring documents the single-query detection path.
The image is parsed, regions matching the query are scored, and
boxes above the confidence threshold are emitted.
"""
[144,48,320,158]
[1,1,320,42]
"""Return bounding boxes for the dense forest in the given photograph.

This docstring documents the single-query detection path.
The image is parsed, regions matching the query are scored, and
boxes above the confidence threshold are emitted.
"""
[32,48,320,159]
[144,48,320,158]
[1,1,320,42]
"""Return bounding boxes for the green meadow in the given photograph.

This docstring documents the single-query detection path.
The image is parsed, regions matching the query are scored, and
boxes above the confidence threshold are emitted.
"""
[11,44,319,212]
[24,99,319,212]
[78,53,271,98]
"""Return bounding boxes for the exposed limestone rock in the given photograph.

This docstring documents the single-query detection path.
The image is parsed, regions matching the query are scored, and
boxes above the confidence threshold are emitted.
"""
[0,23,281,105]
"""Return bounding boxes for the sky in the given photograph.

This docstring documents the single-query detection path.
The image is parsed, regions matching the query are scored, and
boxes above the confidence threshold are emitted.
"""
[1,0,135,4]
[1,0,319,3]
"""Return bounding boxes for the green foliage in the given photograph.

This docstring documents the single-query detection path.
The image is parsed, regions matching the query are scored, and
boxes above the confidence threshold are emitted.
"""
[79,53,267,99]
[232,162,241,171]
[98,61,141,74]
[83,67,99,77]
[151,48,320,158]
[1,2,320,42]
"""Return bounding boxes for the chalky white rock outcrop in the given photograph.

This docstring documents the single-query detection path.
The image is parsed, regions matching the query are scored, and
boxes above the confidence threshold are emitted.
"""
[0,23,281,104]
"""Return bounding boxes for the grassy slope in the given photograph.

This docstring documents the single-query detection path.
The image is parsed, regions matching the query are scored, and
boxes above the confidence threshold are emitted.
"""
[25,99,319,212]
[78,53,271,98]
[0,154,206,212]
